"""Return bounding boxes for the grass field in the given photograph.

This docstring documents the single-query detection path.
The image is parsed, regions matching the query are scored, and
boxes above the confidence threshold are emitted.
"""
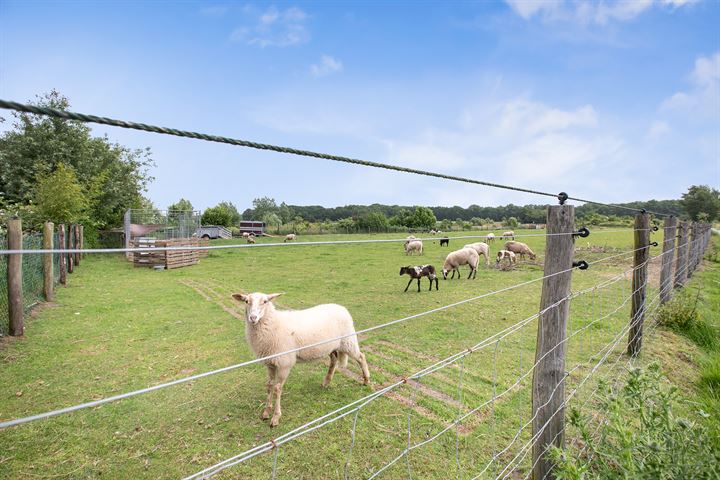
[0,228,676,479]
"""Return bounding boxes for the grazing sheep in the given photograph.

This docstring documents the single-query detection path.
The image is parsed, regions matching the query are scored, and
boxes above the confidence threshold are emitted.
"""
[232,292,371,427]
[284,234,296,243]
[429,229,437,235]
[399,265,439,292]
[463,242,491,266]
[405,240,423,255]
[442,247,479,280]
[440,237,450,247]
[486,233,496,243]
[496,250,517,267]
[406,235,417,241]
[504,241,536,260]
[247,235,256,244]
[501,231,515,240]
[242,232,250,238]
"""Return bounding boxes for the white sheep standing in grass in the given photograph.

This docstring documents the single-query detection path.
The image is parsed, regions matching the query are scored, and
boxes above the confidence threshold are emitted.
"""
[442,247,479,279]
[501,231,515,240]
[504,240,536,260]
[463,242,491,266]
[284,233,296,242]
[405,240,423,255]
[232,292,371,427]
[486,233,495,243]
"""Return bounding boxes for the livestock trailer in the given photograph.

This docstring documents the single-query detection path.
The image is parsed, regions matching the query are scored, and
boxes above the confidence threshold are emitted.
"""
[239,221,265,236]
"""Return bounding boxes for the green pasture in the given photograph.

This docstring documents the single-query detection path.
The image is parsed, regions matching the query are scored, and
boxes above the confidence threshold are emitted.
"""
[0,228,668,479]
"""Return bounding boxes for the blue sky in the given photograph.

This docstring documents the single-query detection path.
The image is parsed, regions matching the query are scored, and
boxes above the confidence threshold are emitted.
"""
[1,1,718,212]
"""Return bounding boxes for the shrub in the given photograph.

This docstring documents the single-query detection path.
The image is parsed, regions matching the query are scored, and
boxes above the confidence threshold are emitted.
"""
[657,290,718,350]
[550,363,720,479]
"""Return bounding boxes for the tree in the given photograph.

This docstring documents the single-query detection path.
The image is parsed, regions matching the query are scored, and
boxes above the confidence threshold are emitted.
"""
[680,185,720,221]
[202,204,234,227]
[250,197,278,220]
[410,207,437,229]
[357,211,389,232]
[0,90,154,229]
[263,212,282,233]
[33,163,88,224]
[168,198,194,212]
[279,202,295,224]
[506,217,519,228]
[217,201,241,225]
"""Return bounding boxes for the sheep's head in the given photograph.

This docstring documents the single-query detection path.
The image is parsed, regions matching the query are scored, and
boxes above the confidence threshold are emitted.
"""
[529,252,537,260]
[232,292,283,325]
[399,266,409,276]
[442,268,449,279]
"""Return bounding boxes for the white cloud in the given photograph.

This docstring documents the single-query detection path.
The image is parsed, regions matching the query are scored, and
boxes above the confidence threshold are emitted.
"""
[231,6,310,47]
[661,51,720,118]
[505,0,695,25]
[310,55,343,78]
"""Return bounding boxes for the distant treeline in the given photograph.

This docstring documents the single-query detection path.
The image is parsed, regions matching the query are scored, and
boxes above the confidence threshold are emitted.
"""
[265,199,682,224]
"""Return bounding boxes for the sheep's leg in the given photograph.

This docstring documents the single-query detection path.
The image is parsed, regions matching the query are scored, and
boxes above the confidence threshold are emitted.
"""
[349,350,371,385]
[404,277,413,292]
[435,277,439,290]
[270,366,291,427]
[323,352,339,387]
[262,364,277,421]
[416,278,421,292]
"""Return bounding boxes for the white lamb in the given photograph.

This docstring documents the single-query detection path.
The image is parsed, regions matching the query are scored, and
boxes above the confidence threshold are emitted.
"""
[405,240,423,255]
[284,234,296,242]
[486,233,496,242]
[442,247,479,279]
[463,242,491,266]
[501,231,515,240]
[232,292,371,427]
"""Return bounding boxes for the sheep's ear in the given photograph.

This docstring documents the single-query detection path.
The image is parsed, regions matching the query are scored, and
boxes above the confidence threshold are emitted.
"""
[232,293,247,303]
[266,293,283,302]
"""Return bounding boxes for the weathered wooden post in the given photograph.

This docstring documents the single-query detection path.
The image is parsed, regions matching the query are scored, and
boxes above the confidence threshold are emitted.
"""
[79,225,84,260]
[124,209,132,260]
[532,202,576,480]
[674,221,688,289]
[58,224,67,285]
[7,218,24,336]
[687,223,698,279]
[628,213,650,357]
[67,224,75,274]
[659,216,677,305]
[43,222,54,302]
[73,224,81,267]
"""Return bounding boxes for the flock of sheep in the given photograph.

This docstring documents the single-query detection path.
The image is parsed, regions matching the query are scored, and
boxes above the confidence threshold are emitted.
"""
[401,231,537,288]
[232,229,538,427]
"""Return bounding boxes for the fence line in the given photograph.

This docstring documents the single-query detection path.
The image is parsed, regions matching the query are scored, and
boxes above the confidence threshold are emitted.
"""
[0,228,652,256]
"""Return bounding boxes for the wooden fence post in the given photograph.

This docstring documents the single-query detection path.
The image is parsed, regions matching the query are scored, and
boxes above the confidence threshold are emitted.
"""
[628,213,650,357]
[532,204,576,480]
[674,221,688,289]
[687,223,698,279]
[73,224,81,267]
[43,221,54,302]
[7,218,24,336]
[58,224,67,285]
[659,216,677,305]
[67,224,74,274]
[79,225,84,259]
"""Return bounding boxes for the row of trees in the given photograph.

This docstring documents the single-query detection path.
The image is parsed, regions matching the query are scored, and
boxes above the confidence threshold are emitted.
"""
[0,91,154,241]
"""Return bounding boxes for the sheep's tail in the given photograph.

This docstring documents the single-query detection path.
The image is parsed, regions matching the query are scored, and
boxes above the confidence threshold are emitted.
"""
[338,352,349,368]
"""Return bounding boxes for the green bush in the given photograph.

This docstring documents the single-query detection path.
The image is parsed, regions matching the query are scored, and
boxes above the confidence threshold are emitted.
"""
[657,290,718,350]
[550,363,720,479]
